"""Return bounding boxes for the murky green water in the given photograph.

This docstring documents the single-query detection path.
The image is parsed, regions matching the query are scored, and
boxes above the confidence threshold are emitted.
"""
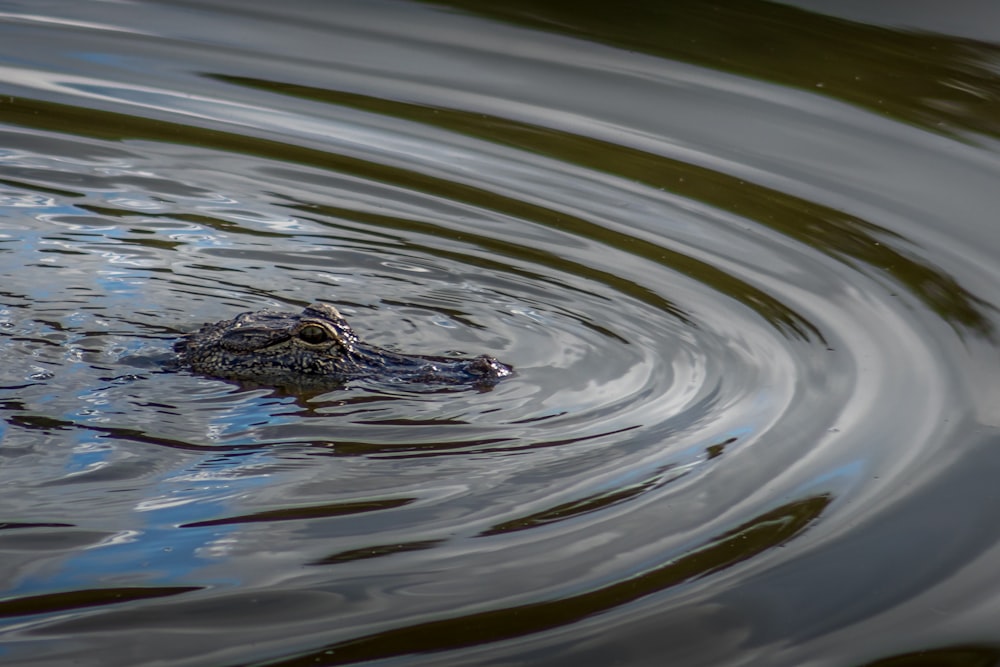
[3,1,1000,665]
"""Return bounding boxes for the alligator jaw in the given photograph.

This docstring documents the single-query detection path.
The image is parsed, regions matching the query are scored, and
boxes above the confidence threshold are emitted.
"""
[346,344,513,387]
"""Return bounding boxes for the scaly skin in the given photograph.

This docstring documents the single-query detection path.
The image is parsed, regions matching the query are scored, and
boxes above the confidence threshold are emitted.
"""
[175,302,512,389]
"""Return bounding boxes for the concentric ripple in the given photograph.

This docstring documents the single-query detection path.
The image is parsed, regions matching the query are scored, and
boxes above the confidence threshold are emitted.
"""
[1,2,1000,666]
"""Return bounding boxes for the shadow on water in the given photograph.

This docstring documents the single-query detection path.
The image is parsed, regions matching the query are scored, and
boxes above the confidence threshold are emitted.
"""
[310,539,446,566]
[260,494,831,666]
[477,472,665,536]
[0,587,201,620]
[4,408,518,454]
[861,645,1000,667]
[431,0,1000,141]
[180,497,416,528]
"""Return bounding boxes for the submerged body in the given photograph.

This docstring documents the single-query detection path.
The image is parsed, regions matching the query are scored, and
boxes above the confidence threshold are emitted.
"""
[175,302,512,389]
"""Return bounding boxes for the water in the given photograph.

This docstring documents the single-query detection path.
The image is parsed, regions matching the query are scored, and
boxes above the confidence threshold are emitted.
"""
[2,1,1000,665]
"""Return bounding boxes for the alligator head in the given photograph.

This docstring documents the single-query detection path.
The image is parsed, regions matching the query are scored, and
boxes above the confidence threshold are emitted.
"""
[175,302,513,389]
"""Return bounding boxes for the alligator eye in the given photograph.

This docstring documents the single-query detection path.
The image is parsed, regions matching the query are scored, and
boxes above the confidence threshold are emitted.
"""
[297,324,330,345]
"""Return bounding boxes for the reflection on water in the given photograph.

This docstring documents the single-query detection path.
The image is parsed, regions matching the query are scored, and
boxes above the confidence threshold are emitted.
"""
[271,494,832,667]
[449,0,1000,139]
[1,1,1000,666]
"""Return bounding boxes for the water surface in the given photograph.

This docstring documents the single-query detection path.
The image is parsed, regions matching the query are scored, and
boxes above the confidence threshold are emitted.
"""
[2,1,1000,665]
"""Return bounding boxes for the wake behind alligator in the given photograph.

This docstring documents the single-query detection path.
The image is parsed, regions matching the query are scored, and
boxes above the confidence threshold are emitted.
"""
[175,302,513,389]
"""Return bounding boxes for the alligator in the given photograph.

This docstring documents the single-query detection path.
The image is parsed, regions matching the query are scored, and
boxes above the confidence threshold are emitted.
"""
[175,302,512,389]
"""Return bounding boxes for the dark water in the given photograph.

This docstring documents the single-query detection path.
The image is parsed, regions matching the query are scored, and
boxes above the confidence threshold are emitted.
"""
[2,1,1000,665]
